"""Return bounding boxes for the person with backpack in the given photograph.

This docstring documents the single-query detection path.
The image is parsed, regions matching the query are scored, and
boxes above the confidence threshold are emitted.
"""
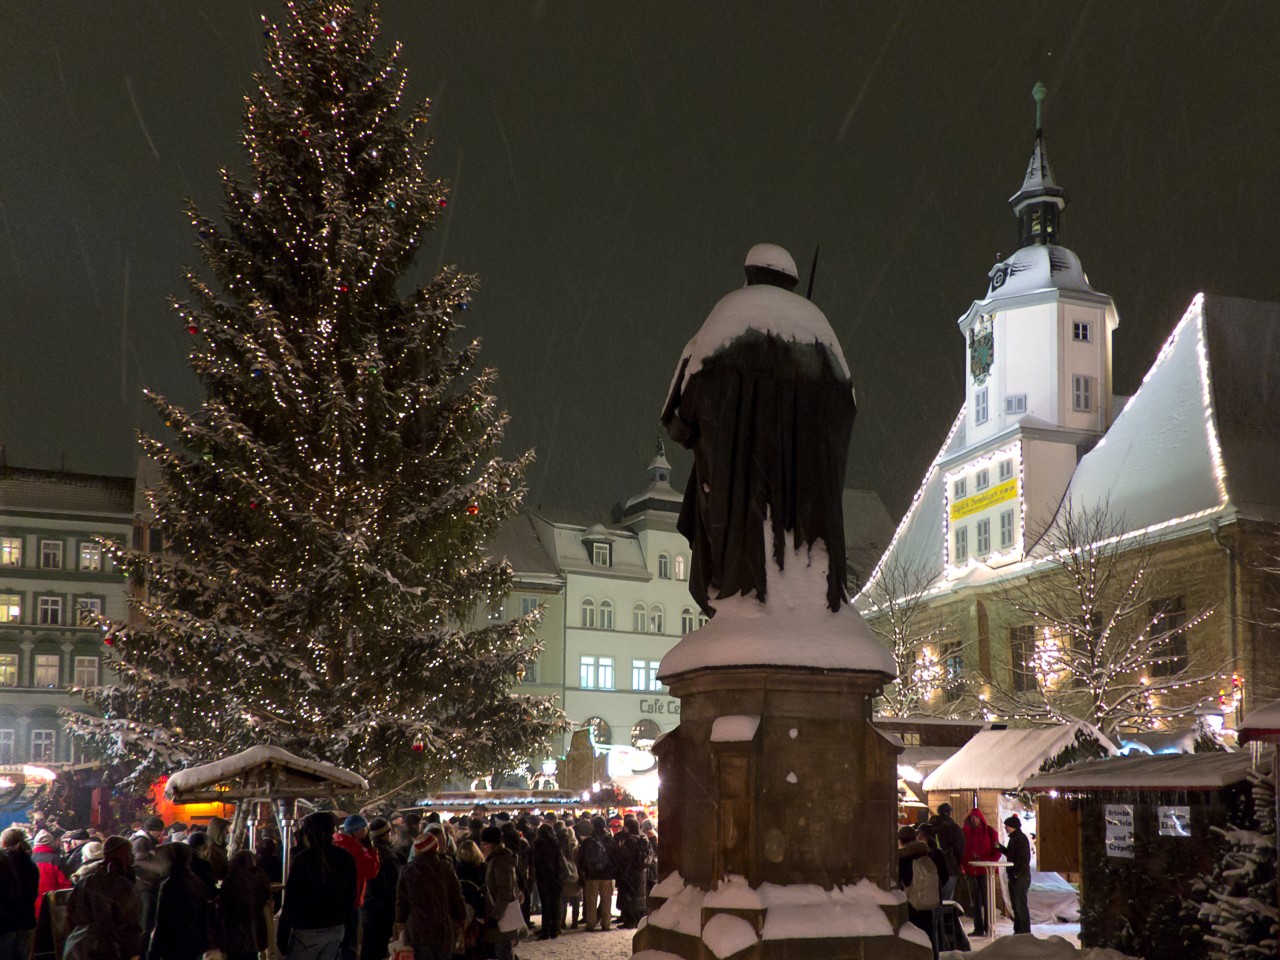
[897,826,939,959]
[961,807,1001,937]
[612,818,650,929]
[929,804,965,902]
[575,817,616,932]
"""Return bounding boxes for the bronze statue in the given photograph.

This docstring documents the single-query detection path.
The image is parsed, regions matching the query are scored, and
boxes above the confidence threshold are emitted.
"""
[661,244,856,615]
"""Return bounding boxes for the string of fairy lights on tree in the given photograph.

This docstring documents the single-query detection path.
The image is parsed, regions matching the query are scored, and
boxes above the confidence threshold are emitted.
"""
[64,0,566,793]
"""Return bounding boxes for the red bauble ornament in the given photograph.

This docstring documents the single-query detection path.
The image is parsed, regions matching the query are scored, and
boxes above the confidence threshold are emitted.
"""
[411,738,424,753]
[249,501,259,510]
[104,636,114,647]
[301,128,310,139]
[466,503,479,516]
[438,198,448,208]
[186,323,199,334]
[338,283,349,293]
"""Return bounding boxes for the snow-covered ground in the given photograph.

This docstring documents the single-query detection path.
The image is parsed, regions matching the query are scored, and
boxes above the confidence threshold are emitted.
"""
[514,919,1120,960]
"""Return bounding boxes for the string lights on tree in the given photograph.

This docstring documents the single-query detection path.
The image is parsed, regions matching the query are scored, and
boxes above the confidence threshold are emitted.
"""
[64,0,565,794]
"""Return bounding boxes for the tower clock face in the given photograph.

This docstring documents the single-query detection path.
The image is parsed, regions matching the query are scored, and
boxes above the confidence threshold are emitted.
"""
[969,314,995,385]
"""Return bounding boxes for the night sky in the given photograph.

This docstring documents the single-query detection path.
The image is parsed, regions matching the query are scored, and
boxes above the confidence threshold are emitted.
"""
[3,2,1279,523]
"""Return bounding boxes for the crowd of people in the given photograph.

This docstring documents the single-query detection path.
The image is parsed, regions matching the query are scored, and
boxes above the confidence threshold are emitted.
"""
[895,802,1033,958]
[0,807,658,960]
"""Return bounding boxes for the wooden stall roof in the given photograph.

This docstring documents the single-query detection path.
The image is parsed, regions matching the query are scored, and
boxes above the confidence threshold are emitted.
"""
[165,745,367,803]
[1023,750,1270,793]
[1239,699,1280,745]
[922,721,1116,792]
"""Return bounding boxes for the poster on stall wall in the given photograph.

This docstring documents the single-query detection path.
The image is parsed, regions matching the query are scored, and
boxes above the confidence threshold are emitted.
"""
[1158,805,1191,837]
[1105,803,1135,858]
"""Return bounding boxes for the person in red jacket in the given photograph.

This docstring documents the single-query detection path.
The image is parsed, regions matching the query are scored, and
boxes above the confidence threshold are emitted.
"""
[333,815,381,960]
[30,829,71,920]
[960,808,1002,937]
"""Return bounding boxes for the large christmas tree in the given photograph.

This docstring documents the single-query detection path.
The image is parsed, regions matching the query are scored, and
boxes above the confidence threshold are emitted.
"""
[67,0,563,795]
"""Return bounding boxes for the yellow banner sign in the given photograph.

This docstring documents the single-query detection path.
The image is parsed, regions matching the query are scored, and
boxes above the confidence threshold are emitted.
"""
[950,478,1017,521]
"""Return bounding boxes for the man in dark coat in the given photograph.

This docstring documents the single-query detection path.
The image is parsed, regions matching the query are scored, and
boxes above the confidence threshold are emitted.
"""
[361,818,402,960]
[1,827,40,959]
[149,841,212,960]
[1000,816,1032,934]
[394,832,466,960]
[661,243,857,616]
[64,836,143,960]
[531,823,565,939]
[219,849,273,960]
[929,803,966,902]
[612,819,649,929]
[280,811,357,959]
[479,827,520,960]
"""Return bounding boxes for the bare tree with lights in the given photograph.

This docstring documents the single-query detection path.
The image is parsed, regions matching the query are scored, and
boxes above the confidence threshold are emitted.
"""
[860,556,963,716]
[986,502,1229,739]
[66,0,564,795]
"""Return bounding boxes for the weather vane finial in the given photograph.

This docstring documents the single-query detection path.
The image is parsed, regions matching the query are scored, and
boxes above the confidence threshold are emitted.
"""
[1032,81,1047,133]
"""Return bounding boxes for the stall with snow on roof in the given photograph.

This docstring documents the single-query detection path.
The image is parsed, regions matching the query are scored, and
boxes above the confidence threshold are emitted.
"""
[1022,748,1273,956]
[164,744,367,872]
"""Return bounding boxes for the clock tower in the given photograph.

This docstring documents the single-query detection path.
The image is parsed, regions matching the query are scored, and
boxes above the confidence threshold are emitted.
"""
[943,84,1118,577]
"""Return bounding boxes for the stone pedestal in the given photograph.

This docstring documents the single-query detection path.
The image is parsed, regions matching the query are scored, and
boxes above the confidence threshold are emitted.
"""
[633,665,929,960]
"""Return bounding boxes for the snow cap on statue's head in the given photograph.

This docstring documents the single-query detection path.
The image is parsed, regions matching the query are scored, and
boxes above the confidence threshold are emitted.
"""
[744,243,800,291]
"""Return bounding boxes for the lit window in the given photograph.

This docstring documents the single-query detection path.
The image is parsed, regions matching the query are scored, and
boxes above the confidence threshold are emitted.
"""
[31,729,56,763]
[0,654,16,686]
[596,656,614,689]
[658,554,671,579]
[0,730,13,764]
[648,660,662,691]
[38,596,63,626]
[579,655,597,689]
[1010,625,1037,692]
[975,519,990,555]
[681,607,697,634]
[674,556,687,580]
[975,469,989,491]
[0,537,20,566]
[584,717,611,745]
[599,600,613,630]
[998,460,1013,481]
[1072,374,1093,412]
[953,478,967,499]
[974,388,988,426]
[901,731,921,747]
[40,541,63,569]
[74,656,99,688]
[953,527,968,563]
[649,604,664,634]
[1072,321,1091,342]
[632,719,660,749]
[580,598,596,628]
[632,603,647,633]
[999,510,1015,548]
[1004,394,1027,415]
[0,594,20,623]
[80,542,103,572]
[592,542,611,566]
[1149,597,1188,677]
[633,659,661,692]
[77,597,103,626]
[34,654,60,688]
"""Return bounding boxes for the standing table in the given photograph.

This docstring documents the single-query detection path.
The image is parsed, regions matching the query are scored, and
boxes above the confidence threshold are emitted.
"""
[967,860,1009,939]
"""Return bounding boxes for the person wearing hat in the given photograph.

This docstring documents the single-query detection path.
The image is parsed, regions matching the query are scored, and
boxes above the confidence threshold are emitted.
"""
[999,816,1032,934]
[394,831,466,960]
[72,841,105,883]
[479,827,520,960]
[575,816,616,932]
[31,828,71,921]
[149,840,213,960]
[1,827,38,960]
[63,828,93,877]
[279,812,356,960]
[332,814,381,960]
[205,815,231,884]
[64,836,143,960]
[359,818,401,960]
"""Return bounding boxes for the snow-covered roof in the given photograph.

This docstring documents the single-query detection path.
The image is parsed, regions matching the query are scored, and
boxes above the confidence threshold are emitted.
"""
[164,745,367,801]
[1023,750,1267,792]
[671,283,852,386]
[922,722,1115,792]
[485,513,561,582]
[980,244,1094,303]
[1008,133,1065,213]
[0,467,135,516]
[533,515,652,581]
[1239,699,1280,744]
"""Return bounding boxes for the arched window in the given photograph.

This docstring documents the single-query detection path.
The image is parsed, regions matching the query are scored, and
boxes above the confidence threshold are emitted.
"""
[584,717,611,745]
[632,719,661,749]
[580,598,595,628]
[649,604,664,634]
[699,613,711,628]
[681,607,697,634]
[598,600,614,630]
[658,553,671,579]
[674,555,687,580]
[632,603,647,632]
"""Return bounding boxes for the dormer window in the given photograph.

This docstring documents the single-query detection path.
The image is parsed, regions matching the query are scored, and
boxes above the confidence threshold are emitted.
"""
[658,553,671,579]
[674,556,687,580]
[1072,321,1091,342]
[592,542,611,566]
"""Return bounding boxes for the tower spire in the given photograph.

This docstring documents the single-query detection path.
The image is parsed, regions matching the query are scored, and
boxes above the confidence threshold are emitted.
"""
[1009,82,1066,248]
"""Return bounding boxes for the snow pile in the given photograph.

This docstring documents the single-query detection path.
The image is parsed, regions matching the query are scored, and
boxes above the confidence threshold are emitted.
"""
[659,531,896,679]
[702,914,758,959]
[923,723,1115,792]
[648,882,706,937]
[941,934,1135,959]
[651,870,686,899]
[165,744,367,799]
[710,716,761,743]
[673,283,851,384]
[1240,698,1280,739]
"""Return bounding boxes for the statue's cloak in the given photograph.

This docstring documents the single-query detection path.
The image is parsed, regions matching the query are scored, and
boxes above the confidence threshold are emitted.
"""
[661,284,855,615]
